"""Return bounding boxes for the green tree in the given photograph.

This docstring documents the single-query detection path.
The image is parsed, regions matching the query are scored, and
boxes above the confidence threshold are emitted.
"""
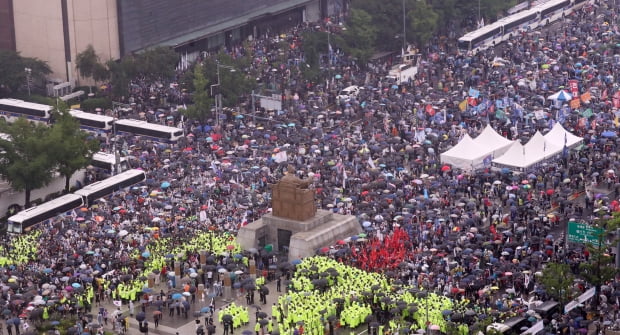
[179,63,213,123]
[300,31,327,82]
[539,263,574,309]
[0,118,55,207]
[135,47,179,81]
[342,9,377,64]
[579,216,620,307]
[201,52,256,107]
[0,50,51,95]
[48,104,100,191]
[352,0,405,51]
[107,57,137,98]
[408,1,439,48]
[75,45,100,82]
[76,45,110,91]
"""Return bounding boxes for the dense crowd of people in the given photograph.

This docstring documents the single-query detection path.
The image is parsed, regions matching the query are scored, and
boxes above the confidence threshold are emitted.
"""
[1,1,620,335]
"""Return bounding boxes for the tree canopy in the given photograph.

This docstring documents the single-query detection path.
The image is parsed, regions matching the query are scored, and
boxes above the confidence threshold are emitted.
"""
[0,50,51,96]
[49,104,100,191]
[350,0,517,50]
[0,119,56,208]
[539,263,574,308]
[180,63,213,124]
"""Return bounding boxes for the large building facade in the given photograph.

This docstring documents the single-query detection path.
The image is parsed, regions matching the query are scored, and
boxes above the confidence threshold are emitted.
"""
[0,0,343,86]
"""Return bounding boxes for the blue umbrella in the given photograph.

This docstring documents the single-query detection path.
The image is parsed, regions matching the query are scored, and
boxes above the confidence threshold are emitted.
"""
[362,221,372,228]
[291,259,302,265]
[172,293,183,300]
[72,283,81,288]
[43,268,53,274]
[601,130,617,138]
[201,307,211,313]
[161,181,171,189]
[142,251,151,258]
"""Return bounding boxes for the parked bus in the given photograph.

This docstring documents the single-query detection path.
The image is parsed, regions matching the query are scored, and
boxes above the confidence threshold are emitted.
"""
[0,130,86,220]
[0,98,53,124]
[458,0,587,54]
[113,119,184,143]
[74,169,146,206]
[68,109,115,134]
[6,194,84,233]
[91,151,130,175]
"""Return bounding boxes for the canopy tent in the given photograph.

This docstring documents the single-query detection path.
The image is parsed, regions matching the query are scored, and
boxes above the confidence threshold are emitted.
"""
[471,124,514,158]
[491,141,529,171]
[492,132,562,171]
[547,90,572,101]
[547,90,573,108]
[440,134,487,171]
[543,122,583,149]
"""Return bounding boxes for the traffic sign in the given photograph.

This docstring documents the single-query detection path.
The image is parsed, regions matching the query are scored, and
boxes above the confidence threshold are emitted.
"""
[567,221,605,245]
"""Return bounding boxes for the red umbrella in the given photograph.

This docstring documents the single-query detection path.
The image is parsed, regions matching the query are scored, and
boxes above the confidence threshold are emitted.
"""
[546,189,555,195]
[336,240,346,245]
[319,247,329,253]
[441,165,451,172]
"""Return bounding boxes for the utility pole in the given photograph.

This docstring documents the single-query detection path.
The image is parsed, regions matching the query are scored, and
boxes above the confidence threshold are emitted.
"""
[251,90,256,123]
[402,0,406,53]
[25,68,32,96]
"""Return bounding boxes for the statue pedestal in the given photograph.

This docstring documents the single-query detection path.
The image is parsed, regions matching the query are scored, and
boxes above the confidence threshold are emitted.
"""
[270,183,316,221]
[237,170,361,260]
[238,210,362,260]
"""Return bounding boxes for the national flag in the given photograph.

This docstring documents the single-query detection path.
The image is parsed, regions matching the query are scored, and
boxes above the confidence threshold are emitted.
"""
[562,132,568,158]
[273,151,288,163]
[458,99,468,111]
[367,157,376,169]
[468,88,480,98]
[483,155,492,166]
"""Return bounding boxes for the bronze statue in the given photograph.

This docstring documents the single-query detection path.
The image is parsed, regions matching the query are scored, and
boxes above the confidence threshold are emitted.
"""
[270,165,316,221]
[279,165,312,189]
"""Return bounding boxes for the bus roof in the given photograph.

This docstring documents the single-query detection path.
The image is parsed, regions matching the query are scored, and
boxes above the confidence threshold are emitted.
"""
[69,109,115,122]
[114,119,183,133]
[92,152,127,163]
[0,98,54,112]
[74,169,145,196]
[7,194,83,223]
[459,22,504,41]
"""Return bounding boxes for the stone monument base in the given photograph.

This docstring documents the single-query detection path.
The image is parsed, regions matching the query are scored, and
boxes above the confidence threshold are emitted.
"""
[237,209,362,260]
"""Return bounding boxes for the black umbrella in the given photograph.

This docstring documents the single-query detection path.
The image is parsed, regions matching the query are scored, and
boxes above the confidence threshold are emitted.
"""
[136,311,146,322]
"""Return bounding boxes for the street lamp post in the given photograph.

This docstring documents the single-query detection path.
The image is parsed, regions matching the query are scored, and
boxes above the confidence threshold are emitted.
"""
[24,68,32,96]
[214,61,236,128]
[402,0,406,53]
[478,0,481,26]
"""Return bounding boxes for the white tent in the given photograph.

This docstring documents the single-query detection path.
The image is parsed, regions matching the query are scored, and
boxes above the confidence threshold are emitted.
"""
[492,141,529,171]
[523,131,562,164]
[472,124,514,158]
[440,134,486,170]
[544,122,583,149]
[492,132,562,171]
